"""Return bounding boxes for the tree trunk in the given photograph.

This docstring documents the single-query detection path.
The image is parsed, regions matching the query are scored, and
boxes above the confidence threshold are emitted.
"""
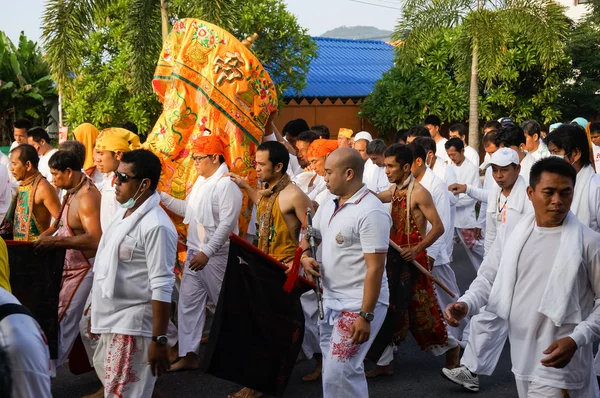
[468,40,479,150]
[160,0,169,43]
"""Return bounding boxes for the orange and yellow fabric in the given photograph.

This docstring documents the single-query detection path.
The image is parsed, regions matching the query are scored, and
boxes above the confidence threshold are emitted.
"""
[72,123,99,171]
[338,128,353,139]
[146,18,278,238]
[95,128,141,153]
[0,237,10,292]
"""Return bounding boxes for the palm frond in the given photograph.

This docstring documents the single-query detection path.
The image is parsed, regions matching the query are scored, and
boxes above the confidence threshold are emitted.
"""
[124,0,162,93]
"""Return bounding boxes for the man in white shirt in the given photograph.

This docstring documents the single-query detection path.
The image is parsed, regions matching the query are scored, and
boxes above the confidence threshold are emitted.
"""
[0,165,11,223]
[91,149,177,397]
[93,128,141,231]
[413,137,458,261]
[160,135,242,371]
[446,138,484,271]
[409,142,464,366]
[0,287,52,398]
[337,128,353,148]
[446,157,600,398]
[9,119,31,152]
[306,139,338,206]
[27,127,58,185]
[301,147,391,397]
[449,123,480,166]
[424,115,450,164]
[523,120,550,161]
[495,124,535,185]
[364,139,391,194]
[295,130,319,169]
[479,121,502,170]
[442,148,533,392]
[353,131,373,162]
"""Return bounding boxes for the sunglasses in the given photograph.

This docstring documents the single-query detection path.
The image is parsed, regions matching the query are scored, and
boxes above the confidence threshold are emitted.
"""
[115,171,139,183]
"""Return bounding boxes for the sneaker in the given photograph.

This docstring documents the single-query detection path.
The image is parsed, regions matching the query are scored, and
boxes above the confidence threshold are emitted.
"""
[442,366,480,392]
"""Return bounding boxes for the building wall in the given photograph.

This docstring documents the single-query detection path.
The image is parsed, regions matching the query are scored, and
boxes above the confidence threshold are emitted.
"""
[274,98,378,138]
[555,0,590,21]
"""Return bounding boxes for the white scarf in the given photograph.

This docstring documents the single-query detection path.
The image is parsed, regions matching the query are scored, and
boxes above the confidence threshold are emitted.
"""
[572,164,595,227]
[184,162,229,228]
[487,212,584,327]
[95,192,161,299]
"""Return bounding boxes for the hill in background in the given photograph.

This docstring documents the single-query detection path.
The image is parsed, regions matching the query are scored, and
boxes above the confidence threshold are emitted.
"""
[320,25,392,41]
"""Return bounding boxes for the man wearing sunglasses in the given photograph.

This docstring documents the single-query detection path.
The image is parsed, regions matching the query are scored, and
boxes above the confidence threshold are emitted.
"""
[91,149,177,397]
[159,134,243,372]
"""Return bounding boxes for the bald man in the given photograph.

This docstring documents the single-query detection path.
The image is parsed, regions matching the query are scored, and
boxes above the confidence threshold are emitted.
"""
[301,147,392,397]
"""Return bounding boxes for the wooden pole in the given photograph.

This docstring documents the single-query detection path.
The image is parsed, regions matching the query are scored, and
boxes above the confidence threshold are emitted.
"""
[389,240,456,299]
[160,0,169,43]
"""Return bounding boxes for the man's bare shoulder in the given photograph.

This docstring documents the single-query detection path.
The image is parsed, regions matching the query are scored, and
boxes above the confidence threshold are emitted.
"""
[35,178,57,199]
[411,182,433,204]
[76,186,102,213]
[282,181,310,201]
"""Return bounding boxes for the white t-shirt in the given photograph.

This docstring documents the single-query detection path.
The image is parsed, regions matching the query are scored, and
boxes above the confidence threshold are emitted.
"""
[293,171,327,200]
[464,145,480,167]
[436,137,449,164]
[0,165,12,223]
[99,173,119,232]
[519,152,535,185]
[452,159,480,229]
[529,141,550,161]
[38,148,58,184]
[0,288,52,398]
[420,168,452,266]
[593,144,600,173]
[313,185,391,310]
[363,159,391,194]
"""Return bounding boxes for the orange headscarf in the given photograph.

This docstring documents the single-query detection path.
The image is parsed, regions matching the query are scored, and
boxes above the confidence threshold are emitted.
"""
[95,128,141,153]
[192,134,230,164]
[307,139,338,158]
[72,123,99,171]
[338,128,353,139]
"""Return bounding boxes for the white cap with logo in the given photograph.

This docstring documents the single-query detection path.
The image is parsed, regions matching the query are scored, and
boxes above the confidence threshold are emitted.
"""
[354,131,373,142]
[487,147,520,168]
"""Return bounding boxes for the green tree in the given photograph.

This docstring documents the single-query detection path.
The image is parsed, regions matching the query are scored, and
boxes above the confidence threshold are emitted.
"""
[42,0,316,133]
[397,0,568,148]
[559,6,600,120]
[0,32,56,145]
[362,25,569,137]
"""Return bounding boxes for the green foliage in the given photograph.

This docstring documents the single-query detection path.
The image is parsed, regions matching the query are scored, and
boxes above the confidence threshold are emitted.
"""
[62,0,161,136]
[558,15,600,120]
[362,24,568,137]
[0,31,56,145]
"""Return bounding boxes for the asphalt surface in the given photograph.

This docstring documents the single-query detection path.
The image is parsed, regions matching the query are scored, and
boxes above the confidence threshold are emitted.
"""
[52,242,518,398]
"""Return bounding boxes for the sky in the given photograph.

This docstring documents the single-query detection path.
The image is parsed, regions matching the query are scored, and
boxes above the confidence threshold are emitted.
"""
[1,0,401,45]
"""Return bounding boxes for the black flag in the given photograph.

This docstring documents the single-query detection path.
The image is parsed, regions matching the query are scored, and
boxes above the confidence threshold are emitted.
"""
[203,234,313,397]
[7,241,65,359]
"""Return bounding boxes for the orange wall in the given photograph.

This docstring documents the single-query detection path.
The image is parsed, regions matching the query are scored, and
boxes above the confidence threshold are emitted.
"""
[274,99,377,138]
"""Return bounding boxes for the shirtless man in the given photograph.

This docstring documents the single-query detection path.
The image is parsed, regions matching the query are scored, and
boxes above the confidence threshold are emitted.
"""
[368,144,457,377]
[34,150,102,369]
[1,144,60,241]
[228,140,313,398]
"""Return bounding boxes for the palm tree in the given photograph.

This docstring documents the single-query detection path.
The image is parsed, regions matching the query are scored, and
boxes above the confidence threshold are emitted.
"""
[41,0,234,98]
[397,0,568,149]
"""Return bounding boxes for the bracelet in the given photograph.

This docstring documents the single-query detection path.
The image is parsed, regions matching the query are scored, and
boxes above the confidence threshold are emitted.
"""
[302,248,311,255]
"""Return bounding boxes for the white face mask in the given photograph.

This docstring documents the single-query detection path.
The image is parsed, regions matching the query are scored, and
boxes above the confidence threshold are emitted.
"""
[119,180,146,209]
[550,154,564,159]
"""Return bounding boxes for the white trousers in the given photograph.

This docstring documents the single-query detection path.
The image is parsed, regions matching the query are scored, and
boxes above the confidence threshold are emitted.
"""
[460,308,508,375]
[456,228,485,271]
[93,334,156,398]
[432,264,469,347]
[320,304,387,397]
[300,290,322,360]
[54,269,94,371]
[515,374,599,398]
[178,249,227,357]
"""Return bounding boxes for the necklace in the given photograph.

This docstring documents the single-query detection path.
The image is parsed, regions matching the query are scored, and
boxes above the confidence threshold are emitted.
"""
[497,193,508,222]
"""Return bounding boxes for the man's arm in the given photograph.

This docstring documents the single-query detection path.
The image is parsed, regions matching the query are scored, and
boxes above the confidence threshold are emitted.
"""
[200,183,243,259]
[35,192,102,251]
[290,187,314,236]
[159,191,187,217]
[413,185,444,255]
[227,173,259,205]
[38,181,61,219]
[484,209,497,255]
[144,225,177,376]
[375,184,394,204]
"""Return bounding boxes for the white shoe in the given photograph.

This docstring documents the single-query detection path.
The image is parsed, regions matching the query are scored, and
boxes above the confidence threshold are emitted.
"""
[442,366,480,392]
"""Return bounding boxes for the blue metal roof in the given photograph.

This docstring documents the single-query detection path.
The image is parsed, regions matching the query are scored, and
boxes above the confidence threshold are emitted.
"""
[283,37,394,99]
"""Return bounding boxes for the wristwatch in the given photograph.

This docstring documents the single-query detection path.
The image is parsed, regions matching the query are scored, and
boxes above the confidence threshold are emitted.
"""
[359,311,374,322]
[152,335,168,345]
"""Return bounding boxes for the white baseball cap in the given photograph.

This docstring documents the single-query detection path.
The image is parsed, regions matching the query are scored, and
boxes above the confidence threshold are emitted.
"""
[354,131,373,142]
[487,147,520,168]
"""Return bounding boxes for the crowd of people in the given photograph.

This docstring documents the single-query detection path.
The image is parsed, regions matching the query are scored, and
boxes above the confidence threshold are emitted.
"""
[0,113,600,398]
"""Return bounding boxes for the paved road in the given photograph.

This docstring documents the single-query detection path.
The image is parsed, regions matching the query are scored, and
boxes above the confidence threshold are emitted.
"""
[52,242,518,397]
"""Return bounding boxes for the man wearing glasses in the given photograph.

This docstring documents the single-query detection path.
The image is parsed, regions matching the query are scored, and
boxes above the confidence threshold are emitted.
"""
[160,134,243,371]
[91,149,177,397]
